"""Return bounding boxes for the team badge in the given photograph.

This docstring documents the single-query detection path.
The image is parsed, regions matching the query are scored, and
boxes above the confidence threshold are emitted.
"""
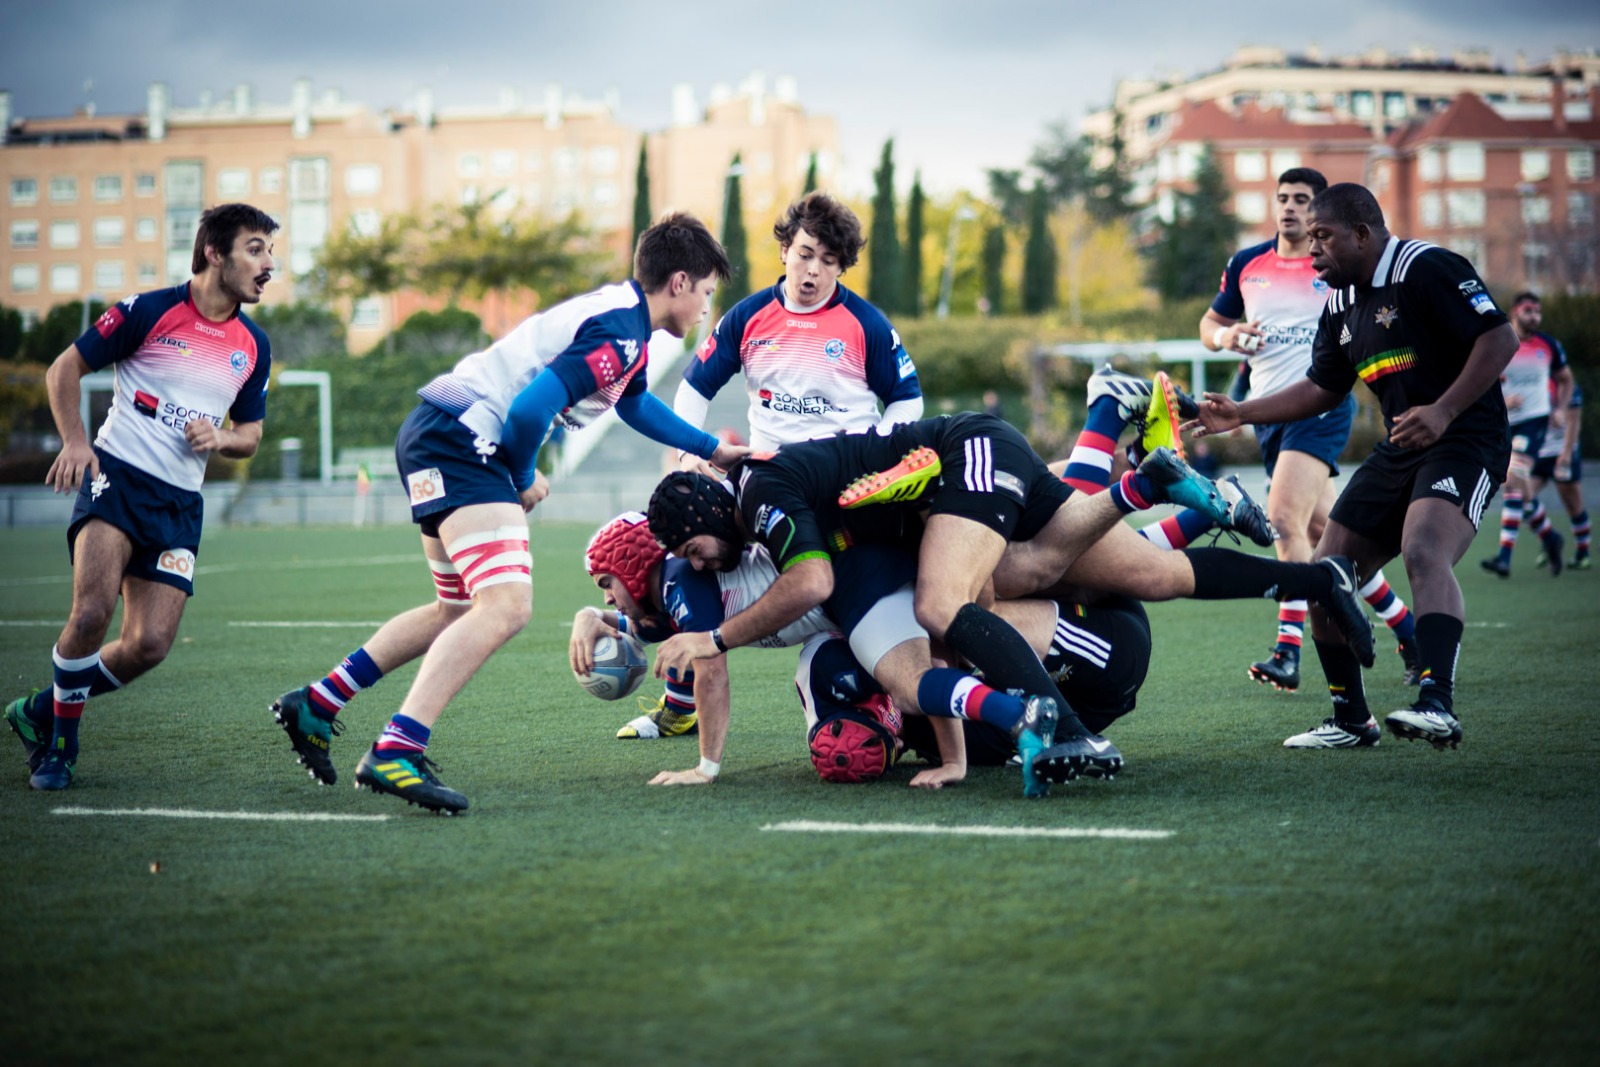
[1375,306,1398,328]
[1312,278,1328,292]
[230,350,248,376]
[824,339,845,360]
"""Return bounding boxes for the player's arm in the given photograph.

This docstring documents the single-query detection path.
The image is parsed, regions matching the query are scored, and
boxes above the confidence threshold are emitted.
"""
[1550,355,1574,431]
[861,313,924,432]
[1190,377,1343,438]
[1390,322,1518,450]
[1557,404,1581,475]
[186,418,262,459]
[652,557,833,679]
[614,386,746,470]
[1200,251,1261,353]
[43,346,99,493]
[908,718,968,790]
[568,606,623,675]
[649,654,729,787]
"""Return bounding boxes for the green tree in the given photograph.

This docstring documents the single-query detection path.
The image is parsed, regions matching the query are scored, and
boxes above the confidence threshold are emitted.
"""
[1150,144,1237,302]
[312,213,415,304]
[982,224,1006,316]
[631,139,652,254]
[719,154,751,314]
[986,169,1029,225]
[0,304,23,360]
[1021,185,1058,315]
[250,303,347,367]
[415,201,604,304]
[381,306,489,360]
[1087,109,1136,223]
[905,172,926,317]
[869,139,904,315]
[1029,124,1094,206]
[21,299,109,363]
[802,151,819,195]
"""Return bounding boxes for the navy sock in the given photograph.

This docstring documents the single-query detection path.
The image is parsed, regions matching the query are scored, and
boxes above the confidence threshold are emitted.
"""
[376,713,431,754]
[915,668,1026,732]
[943,603,1087,738]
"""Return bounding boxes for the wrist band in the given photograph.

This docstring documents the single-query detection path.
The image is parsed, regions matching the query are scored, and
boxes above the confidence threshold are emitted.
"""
[698,757,720,778]
[1212,326,1229,351]
[710,627,728,653]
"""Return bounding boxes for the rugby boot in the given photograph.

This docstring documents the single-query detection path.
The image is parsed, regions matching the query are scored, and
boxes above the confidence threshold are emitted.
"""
[1573,553,1592,570]
[6,689,53,773]
[1283,716,1381,749]
[1085,366,1155,423]
[1136,447,1232,527]
[271,686,343,785]
[616,693,699,740]
[1479,556,1512,578]
[1397,635,1422,686]
[354,747,469,814]
[1011,696,1059,798]
[29,743,75,791]
[1218,475,1277,547]
[1316,557,1376,668]
[1248,646,1300,691]
[1135,371,1198,461]
[1385,700,1462,750]
[839,446,942,509]
[1543,530,1565,577]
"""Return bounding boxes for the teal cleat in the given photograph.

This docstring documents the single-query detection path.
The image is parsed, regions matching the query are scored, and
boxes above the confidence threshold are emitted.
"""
[1011,696,1059,799]
[354,747,469,815]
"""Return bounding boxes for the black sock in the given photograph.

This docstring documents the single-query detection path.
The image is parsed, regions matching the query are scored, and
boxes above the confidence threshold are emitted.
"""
[1183,548,1331,602]
[1311,639,1370,724]
[944,603,1089,739]
[1413,613,1464,715]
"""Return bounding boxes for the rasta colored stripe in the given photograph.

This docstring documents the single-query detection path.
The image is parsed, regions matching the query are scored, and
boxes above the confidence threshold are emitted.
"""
[1356,348,1416,384]
[827,527,856,554]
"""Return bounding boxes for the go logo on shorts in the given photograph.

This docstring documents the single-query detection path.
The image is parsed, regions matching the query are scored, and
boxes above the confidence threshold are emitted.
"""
[407,467,446,503]
[157,548,195,579]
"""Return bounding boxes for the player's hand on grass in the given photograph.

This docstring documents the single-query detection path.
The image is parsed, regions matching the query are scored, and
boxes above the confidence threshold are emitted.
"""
[519,470,550,512]
[46,438,98,494]
[1186,393,1243,438]
[909,764,965,789]
[648,767,716,786]
[568,607,620,674]
[654,630,718,679]
[1388,404,1451,450]
[707,442,751,473]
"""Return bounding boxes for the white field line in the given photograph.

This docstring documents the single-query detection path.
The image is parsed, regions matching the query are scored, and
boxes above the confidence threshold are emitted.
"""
[762,820,1172,840]
[55,807,390,823]
[0,553,421,587]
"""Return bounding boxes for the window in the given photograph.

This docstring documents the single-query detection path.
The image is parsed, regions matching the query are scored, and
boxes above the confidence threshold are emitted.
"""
[1446,142,1485,181]
[588,147,619,174]
[1570,149,1596,182]
[1383,92,1407,121]
[1418,148,1442,182]
[349,209,380,237]
[1521,150,1550,182]
[94,175,123,201]
[491,151,517,176]
[523,182,541,206]
[94,261,125,290]
[137,263,158,285]
[1446,190,1486,227]
[1453,238,1484,266]
[288,158,328,199]
[50,176,78,202]
[50,220,80,249]
[554,148,581,176]
[1269,150,1301,177]
[590,182,618,206]
[1234,151,1267,182]
[11,264,40,293]
[1521,196,1551,225]
[1234,192,1267,224]
[345,164,382,196]
[10,178,38,205]
[167,209,201,247]
[10,220,39,249]
[165,161,204,205]
[1523,242,1550,280]
[166,251,190,284]
[1351,91,1375,119]
[50,264,82,293]
[1419,193,1443,229]
[136,217,158,241]
[218,168,251,196]
[135,173,157,197]
[457,153,484,178]
[1569,193,1594,227]
[93,217,125,246]
[523,151,543,172]
[350,297,382,329]
[259,167,284,194]
[288,202,330,277]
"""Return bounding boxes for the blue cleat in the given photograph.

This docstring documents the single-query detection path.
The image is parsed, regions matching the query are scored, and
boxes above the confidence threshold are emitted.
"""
[29,746,75,791]
[1011,696,1058,799]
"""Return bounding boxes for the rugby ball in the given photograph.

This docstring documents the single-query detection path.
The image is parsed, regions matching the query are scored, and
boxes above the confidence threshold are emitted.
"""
[575,633,648,701]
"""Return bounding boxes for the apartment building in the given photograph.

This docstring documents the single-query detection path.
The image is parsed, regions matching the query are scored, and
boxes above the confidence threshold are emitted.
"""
[1,75,837,348]
[1087,46,1600,292]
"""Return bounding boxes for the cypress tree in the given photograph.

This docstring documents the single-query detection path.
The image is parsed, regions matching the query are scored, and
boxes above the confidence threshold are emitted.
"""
[905,172,925,317]
[719,154,751,314]
[802,151,819,195]
[631,139,652,253]
[868,139,903,314]
[982,224,1006,316]
[1021,184,1057,314]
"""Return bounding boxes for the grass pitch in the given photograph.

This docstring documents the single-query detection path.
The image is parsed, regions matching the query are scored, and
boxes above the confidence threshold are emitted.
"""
[1,518,1596,1066]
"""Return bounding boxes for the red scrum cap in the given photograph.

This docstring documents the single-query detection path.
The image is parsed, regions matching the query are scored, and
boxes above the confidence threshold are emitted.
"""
[584,511,664,606]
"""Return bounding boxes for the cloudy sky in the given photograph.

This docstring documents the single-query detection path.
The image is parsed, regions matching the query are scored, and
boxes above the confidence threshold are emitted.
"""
[3,0,1595,195]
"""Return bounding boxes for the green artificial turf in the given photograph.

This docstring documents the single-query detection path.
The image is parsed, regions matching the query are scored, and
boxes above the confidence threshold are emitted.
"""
[1,519,1596,1065]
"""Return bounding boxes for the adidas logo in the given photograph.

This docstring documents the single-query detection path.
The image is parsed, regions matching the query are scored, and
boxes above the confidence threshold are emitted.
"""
[1431,476,1459,497]
[1339,324,1352,346]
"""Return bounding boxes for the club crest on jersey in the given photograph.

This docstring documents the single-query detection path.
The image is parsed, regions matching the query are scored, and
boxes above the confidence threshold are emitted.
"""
[89,472,109,500]
[1375,306,1398,328]
[134,390,160,417]
[824,339,845,360]
[95,304,126,338]
[230,350,248,376]
[1312,278,1329,292]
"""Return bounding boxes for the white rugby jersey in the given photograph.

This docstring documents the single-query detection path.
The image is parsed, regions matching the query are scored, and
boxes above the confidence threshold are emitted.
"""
[418,281,652,444]
[716,544,835,648]
[1211,239,1332,401]
[72,284,271,492]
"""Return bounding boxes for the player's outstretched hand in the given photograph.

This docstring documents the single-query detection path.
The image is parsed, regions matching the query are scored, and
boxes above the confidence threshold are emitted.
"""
[909,764,965,789]
[1185,393,1243,438]
[1388,404,1451,450]
[46,439,98,494]
[653,630,717,679]
[648,767,716,786]
[568,607,620,675]
[707,442,751,473]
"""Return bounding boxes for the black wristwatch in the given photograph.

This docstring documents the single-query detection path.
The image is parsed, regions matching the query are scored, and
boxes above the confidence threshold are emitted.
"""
[710,627,729,653]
